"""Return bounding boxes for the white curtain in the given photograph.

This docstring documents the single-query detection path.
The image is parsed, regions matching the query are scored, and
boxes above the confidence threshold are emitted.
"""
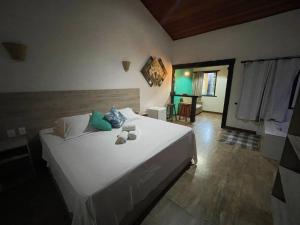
[237,58,300,122]
[237,61,275,120]
[192,72,203,96]
[260,58,300,121]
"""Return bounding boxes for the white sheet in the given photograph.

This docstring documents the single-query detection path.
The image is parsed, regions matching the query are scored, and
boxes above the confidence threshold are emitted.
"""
[40,116,197,225]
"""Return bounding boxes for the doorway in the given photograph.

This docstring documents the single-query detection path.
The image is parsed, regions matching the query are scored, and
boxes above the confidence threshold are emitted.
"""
[171,58,235,128]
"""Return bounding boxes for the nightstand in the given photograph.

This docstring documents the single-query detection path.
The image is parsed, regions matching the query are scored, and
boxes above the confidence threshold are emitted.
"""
[136,111,148,117]
[0,137,35,191]
[146,107,166,121]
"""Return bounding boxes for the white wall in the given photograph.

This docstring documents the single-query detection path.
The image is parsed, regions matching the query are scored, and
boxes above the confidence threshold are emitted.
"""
[172,9,300,131]
[195,65,228,113]
[0,0,172,112]
[2,2,300,129]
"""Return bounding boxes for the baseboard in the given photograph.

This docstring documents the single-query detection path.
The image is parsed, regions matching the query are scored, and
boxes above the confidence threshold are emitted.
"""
[200,111,256,134]
[202,110,223,115]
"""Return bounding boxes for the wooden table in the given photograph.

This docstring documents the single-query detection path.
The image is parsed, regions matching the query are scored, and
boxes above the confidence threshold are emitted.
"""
[170,93,199,122]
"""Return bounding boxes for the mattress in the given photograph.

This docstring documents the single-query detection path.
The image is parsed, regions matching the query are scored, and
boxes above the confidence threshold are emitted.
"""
[40,115,197,225]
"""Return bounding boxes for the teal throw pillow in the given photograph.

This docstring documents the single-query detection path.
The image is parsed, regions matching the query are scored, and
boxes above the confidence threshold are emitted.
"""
[89,111,112,131]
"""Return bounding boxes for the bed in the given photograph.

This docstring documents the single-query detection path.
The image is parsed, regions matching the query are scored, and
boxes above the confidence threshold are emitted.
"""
[40,115,197,225]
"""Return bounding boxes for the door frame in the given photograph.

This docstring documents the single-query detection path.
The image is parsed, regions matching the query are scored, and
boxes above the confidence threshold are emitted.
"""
[171,58,236,128]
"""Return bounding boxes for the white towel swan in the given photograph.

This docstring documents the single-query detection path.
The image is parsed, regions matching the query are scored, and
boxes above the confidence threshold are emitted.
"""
[115,131,128,144]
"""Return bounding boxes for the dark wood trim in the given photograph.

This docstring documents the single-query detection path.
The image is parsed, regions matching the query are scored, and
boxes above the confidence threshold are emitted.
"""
[172,58,235,128]
[173,94,200,98]
[198,70,220,73]
[202,110,223,115]
[173,59,233,70]
[202,70,218,97]
[190,97,197,122]
[202,95,217,97]
[171,68,176,97]
[222,60,235,128]
[214,71,218,97]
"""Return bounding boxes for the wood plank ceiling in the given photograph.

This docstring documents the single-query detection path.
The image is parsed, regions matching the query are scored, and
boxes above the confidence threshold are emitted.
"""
[141,0,300,40]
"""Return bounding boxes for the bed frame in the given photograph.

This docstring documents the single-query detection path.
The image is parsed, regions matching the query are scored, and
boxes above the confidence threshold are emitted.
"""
[0,88,192,225]
[50,159,191,225]
[123,159,191,225]
[0,88,140,170]
[0,88,140,141]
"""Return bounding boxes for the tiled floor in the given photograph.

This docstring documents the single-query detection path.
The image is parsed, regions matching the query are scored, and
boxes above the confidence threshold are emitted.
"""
[142,112,277,225]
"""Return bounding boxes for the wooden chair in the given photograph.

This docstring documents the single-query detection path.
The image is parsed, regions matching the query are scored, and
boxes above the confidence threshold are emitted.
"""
[178,103,192,121]
[166,103,177,121]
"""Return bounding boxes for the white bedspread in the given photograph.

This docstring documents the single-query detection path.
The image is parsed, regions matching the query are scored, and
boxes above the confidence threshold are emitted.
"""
[40,116,197,225]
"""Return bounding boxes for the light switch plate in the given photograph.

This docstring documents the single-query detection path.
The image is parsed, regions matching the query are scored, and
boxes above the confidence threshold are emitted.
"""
[7,129,16,138]
[18,127,26,135]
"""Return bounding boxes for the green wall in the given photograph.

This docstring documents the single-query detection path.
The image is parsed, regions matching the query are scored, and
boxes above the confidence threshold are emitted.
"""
[174,69,193,112]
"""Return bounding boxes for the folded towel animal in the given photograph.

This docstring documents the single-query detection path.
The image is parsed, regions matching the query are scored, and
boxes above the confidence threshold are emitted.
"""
[128,130,138,140]
[115,131,128,145]
[122,123,136,132]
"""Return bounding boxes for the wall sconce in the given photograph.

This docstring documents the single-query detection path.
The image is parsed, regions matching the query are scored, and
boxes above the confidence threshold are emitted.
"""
[184,71,191,76]
[2,42,27,61]
[122,61,131,72]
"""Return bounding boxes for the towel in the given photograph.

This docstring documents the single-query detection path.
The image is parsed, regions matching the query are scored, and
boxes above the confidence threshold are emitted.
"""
[128,130,138,140]
[115,131,128,144]
[122,123,136,132]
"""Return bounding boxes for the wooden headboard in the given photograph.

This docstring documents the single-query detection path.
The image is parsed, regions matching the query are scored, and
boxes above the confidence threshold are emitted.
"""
[0,88,140,140]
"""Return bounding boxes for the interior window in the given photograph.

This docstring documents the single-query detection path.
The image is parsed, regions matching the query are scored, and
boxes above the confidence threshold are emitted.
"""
[202,72,217,96]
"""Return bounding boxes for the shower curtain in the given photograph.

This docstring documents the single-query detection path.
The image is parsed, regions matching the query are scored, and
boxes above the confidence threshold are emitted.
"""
[237,58,300,122]
[236,61,275,121]
[192,72,203,96]
[260,58,300,121]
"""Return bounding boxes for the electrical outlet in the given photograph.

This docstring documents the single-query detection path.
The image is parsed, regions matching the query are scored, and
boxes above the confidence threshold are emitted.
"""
[7,129,16,138]
[18,127,26,135]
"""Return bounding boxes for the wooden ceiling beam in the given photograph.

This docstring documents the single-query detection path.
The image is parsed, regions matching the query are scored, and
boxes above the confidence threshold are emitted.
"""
[141,0,300,40]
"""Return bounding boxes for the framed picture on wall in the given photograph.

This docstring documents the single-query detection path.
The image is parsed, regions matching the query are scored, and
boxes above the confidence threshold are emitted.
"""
[141,56,167,87]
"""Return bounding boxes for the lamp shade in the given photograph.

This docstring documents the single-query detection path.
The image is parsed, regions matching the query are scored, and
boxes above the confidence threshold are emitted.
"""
[2,42,27,61]
[122,61,131,72]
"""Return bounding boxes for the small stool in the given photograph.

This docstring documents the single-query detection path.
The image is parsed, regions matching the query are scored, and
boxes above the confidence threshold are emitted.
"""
[166,103,177,121]
[178,103,191,121]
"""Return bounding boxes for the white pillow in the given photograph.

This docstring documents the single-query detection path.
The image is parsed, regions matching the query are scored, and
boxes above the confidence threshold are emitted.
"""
[54,113,90,139]
[119,108,139,121]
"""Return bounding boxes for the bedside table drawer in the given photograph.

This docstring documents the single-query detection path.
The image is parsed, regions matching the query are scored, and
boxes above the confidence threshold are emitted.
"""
[147,107,166,121]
